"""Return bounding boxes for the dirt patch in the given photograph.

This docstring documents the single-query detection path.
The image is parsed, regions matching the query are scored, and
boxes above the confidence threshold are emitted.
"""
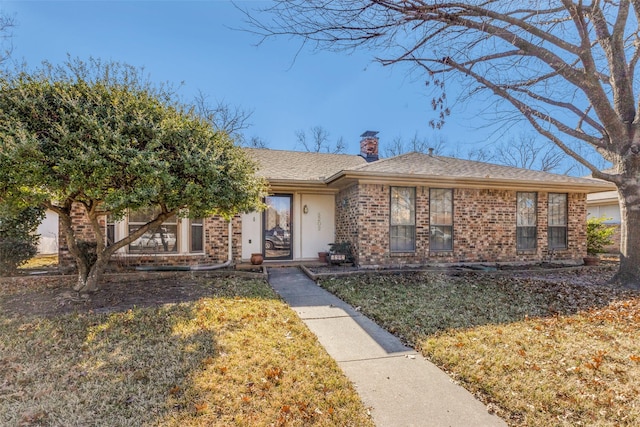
[0,263,621,319]
[0,271,264,318]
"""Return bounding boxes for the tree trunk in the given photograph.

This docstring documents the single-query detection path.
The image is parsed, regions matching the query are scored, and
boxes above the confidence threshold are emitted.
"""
[74,252,110,293]
[614,186,640,290]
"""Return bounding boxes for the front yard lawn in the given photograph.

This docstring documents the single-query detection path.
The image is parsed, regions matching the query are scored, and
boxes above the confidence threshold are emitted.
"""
[319,268,640,426]
[0,275,373,427]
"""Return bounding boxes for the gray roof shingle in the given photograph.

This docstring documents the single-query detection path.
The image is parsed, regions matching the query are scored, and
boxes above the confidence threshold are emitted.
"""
[244,148,613,190]
[245,148,367,181]
[341,151,604,185]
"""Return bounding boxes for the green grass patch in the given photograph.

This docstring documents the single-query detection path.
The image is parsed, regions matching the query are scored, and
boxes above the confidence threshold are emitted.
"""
[0,277,373,426]
[319,271,640,426]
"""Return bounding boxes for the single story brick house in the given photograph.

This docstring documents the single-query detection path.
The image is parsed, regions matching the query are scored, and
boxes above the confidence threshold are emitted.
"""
[60,132,614,267]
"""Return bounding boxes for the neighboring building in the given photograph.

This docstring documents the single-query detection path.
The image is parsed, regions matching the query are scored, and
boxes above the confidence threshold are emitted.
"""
[586,190,622,253]
[37,210,59,255]
[60,132,614,267]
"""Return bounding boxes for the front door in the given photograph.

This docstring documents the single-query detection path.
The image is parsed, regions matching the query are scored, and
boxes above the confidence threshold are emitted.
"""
[264,195,292,260]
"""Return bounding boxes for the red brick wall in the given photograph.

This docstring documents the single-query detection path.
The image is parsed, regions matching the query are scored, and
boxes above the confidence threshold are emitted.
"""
[335,185,587,266]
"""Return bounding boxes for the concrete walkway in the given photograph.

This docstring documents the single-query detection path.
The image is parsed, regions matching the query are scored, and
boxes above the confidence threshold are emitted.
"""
[268,267,506,427]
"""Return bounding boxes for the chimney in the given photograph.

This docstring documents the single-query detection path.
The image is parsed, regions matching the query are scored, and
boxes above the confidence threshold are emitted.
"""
[359,130,379,162]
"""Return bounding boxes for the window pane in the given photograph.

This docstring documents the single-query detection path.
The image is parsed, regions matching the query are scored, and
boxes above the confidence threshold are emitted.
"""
[129,224,178,253]
[548,193,567,226]
[391,225,415,251]
[430,226,453,251]
[191,219,204,253]
[430,189,452,225]
[517,192,537,227]
[390,187,415,226]
[517,226,537,250]
[129,206,177,225]
[549,226,567,249]
[106,215,115,247]
[390,187,415,252]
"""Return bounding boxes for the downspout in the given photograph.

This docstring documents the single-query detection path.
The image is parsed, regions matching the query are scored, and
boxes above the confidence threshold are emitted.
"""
[137,219,233,271]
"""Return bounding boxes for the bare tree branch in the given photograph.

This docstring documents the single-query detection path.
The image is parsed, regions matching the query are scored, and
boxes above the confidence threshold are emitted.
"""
[296,125,346,153]
[0,12,15,67]
[250,0,640,285]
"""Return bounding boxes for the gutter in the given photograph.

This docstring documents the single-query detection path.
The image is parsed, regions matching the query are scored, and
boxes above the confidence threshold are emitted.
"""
[325,170,616,193]
[136,220,233,272]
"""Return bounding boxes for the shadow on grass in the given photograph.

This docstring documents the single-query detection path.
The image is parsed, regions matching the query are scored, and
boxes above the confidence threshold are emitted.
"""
[0,273,272,318]
[0,275,374,427]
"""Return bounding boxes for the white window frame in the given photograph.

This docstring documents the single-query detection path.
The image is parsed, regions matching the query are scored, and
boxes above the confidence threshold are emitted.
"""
[107,209,205,255]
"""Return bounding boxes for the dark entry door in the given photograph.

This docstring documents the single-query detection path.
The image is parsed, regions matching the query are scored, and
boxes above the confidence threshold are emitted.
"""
[264,195,292,260]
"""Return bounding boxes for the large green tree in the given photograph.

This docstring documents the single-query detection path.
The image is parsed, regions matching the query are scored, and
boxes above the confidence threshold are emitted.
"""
[0,59,267,292]
[251,1,640,288]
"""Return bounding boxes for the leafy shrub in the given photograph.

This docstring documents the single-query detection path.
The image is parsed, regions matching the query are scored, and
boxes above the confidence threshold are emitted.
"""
[586,216,616,255]
[0,206,45,275]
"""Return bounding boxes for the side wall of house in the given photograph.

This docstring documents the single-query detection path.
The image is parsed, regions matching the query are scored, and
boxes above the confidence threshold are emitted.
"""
[335,184,361,259]
[335,184,587,266]
[59,202,242,268]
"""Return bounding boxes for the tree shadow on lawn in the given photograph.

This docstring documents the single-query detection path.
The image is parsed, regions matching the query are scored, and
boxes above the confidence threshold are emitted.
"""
[0,274,373,427]
[0,272,273,318]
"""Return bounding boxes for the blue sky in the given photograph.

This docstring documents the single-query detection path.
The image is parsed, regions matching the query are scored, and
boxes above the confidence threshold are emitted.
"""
[0,1,525,156]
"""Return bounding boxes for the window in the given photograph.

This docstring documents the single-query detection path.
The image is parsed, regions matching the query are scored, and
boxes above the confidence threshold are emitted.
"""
[548,193,567,249]
[430,188,453,251]
[517,192,537,250]
[190,218,204,252]
[106,215,116,247]
[128,206,178,254]
[390,187,416,251]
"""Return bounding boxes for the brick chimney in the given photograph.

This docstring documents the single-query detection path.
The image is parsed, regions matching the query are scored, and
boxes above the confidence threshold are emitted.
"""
[360,130,379,162]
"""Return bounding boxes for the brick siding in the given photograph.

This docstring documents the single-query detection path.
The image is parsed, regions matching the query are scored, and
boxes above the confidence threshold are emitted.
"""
[336,184,587,266]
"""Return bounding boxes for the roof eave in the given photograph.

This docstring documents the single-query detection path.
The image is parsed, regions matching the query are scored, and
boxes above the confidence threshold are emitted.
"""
[264,178,338,194]
[326,171,615,193]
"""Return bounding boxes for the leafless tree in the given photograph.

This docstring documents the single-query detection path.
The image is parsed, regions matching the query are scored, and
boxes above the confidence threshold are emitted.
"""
[296,125,346,153]
[0,12,15,67]
[248,1,640,288]
[494,133,571,174]
[383,133,448,157]
[193,91,260,146]
[245,135,268,149]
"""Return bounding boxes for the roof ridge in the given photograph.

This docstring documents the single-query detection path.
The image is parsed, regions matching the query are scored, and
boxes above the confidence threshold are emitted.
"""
[348,151,419,171]
[244,147,363,159]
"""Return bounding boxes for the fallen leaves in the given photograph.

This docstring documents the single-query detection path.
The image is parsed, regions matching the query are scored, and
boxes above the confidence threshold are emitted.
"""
[320,268,640,427]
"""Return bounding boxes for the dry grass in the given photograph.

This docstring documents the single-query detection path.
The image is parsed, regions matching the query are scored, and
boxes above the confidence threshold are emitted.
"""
[0,277,373,427]
[319,269,640,426]
[19,254,59,269]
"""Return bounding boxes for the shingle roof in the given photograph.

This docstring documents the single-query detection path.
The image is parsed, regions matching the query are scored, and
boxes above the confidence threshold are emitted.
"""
[244,148,613,191]
[339,151,606,186]
[244,148,367,181]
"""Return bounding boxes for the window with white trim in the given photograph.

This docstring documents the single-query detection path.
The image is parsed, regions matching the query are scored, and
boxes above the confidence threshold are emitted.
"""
[108,207,205,254]
[190,218,204,253]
